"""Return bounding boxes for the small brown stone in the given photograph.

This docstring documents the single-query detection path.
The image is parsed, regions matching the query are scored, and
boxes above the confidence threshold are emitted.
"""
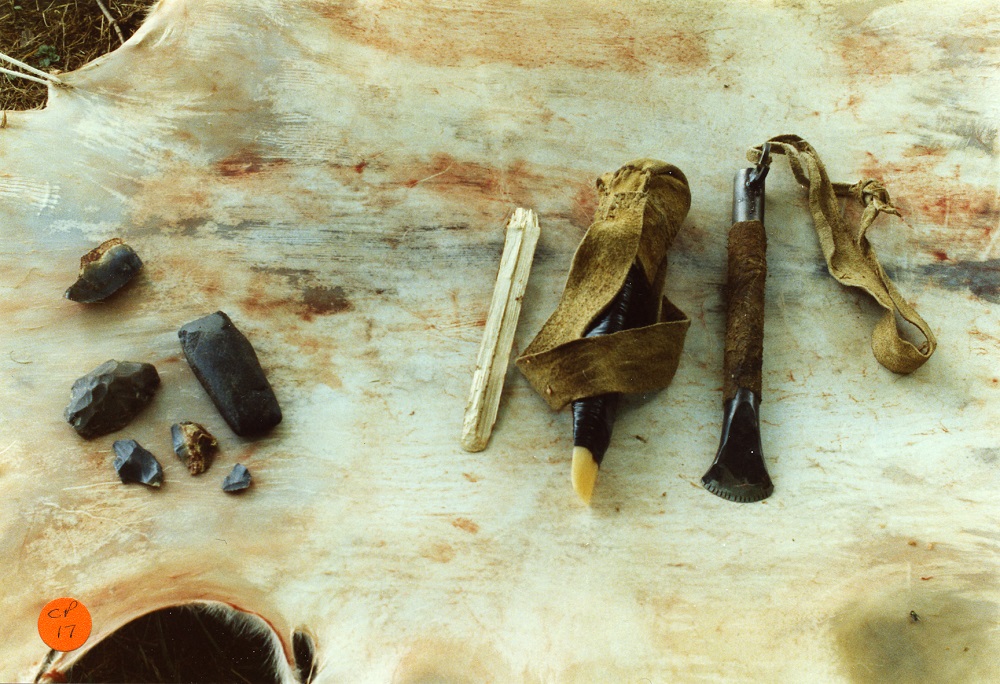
[171,421,219,475]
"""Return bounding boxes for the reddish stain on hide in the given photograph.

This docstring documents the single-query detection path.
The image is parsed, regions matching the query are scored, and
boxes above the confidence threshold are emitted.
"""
[216,149,289,177]
[903,145,949,158]
[237,443,262,462]
[240,285,289,320]
[302,285,353,318]
[235,271,347,387]
[839,32,915,80]
[931,250,949,261]
[149,253,229,304]
[451,517,479,534]
[240,270,352,323]
[858,151,1000,255]
[310,2,710,73]
[423,542,456,563]
[217,149,264,176]
[395,154,546,207]
[570,181,598,230]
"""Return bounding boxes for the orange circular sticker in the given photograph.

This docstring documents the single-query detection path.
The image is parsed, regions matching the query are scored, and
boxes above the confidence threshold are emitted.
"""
[38,598,92,651]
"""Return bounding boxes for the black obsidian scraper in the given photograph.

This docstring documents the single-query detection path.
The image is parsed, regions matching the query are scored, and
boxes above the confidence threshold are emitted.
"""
[571,262,654,503]
[178,311,282,437]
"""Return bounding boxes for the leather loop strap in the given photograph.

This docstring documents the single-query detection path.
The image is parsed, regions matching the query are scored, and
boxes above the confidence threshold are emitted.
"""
[749,135,936,373]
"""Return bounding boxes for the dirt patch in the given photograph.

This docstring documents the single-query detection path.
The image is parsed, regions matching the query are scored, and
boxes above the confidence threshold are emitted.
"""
[1,0,156,111]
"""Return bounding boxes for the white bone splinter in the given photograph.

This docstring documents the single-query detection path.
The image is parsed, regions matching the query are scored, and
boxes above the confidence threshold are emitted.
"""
[461,207,540,452]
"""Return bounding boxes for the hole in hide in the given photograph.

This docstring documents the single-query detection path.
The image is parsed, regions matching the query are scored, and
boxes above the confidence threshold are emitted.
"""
[60,602,285,683]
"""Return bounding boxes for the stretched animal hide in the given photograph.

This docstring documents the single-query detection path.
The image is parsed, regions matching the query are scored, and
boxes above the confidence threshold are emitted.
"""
[2,0,999,681]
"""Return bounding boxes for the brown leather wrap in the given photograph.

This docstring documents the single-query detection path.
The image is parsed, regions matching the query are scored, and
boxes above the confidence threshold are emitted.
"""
[723,220,766,400]
[516,159,691,410]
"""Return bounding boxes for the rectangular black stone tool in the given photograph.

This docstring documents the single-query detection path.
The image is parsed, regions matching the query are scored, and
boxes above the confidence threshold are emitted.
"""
[178,311,282,436]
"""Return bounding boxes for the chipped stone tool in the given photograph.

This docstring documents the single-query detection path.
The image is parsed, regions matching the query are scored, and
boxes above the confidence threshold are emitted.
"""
[701,144,774,503]
[65,238,143,303]
[171,421,219,475]
[222,464,252,492]
[65,360,160,438]
[113,439,164,487]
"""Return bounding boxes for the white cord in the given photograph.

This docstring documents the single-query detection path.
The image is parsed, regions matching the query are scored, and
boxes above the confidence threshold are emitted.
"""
[0,52,65,85]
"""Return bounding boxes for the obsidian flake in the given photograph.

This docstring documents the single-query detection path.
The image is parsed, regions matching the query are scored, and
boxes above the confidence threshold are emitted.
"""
[65,360,160,438]
[171,421,219,475]
[65,238,143,303]
[222,464,252,492]
[178,311,282,436]
[113,439,164,487]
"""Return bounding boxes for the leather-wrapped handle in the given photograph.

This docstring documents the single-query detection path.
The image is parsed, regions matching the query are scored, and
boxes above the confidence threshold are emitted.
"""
[723,220,766,401]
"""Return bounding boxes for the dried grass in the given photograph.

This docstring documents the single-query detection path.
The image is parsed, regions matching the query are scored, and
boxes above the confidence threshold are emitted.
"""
[1,0,156,110]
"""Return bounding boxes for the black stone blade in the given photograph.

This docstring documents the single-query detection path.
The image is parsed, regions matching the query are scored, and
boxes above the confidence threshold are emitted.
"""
[113,439,164,487]
[65,360,160,439]
[178,311,282,437]
[222,464,252,492]
[65,238,143,303]
[171,421,219,475]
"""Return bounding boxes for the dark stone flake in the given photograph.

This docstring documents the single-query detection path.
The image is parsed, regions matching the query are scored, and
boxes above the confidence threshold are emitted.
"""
[222,464,252,493]
[65,238,143,303]
[113,440,164,487]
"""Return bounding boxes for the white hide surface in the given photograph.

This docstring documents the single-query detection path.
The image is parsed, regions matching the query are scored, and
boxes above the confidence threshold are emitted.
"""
[1,0,999,681]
